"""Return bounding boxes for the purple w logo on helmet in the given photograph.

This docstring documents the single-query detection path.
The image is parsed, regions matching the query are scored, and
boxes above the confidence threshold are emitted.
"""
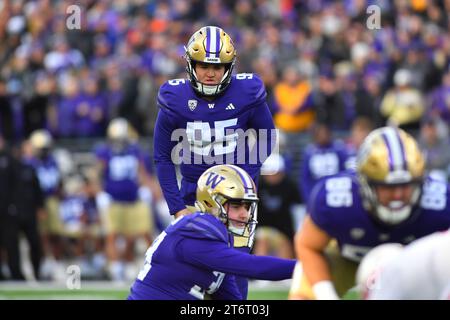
[205,172,226,189]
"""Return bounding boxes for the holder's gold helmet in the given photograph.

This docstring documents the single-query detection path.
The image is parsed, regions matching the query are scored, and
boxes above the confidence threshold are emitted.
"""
[184,26,236,96]
[357,127,425,226]
[195,164,258,247]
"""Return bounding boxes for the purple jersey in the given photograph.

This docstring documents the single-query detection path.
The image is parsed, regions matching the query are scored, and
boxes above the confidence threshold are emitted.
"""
[154,74,275,215]
[128,213,296,300]
[74,94,108,137]
[59,195,85,232]
[56,95,80,138]
[27,156,61,197]
[300,141,349,200]
[95,143,144,202]
[309,172,450,262]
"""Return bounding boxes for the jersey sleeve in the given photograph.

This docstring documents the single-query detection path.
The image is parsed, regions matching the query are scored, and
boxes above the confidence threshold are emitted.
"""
[242,73,267,107]
[244,74,276,175]
[176,237,296,281]
[156,80,183,116]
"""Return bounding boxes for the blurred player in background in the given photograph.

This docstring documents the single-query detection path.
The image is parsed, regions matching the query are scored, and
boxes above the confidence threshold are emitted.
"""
[357,230,450,300]
[26,129,63,279]
[153,26,276,298]
[299,122,349,200]
[290,126,450,300]
[95,118,155,281]
[128,165,295,300]
[253,153,302,259]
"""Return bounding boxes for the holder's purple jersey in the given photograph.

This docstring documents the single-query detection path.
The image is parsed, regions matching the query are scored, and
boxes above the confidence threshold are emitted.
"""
[95,143,144,202]
[309,173,450,262]
[154,74,275,215]
[128,213,296,300]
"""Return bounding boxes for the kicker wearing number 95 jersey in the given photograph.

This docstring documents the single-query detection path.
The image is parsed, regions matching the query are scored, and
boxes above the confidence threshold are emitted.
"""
[128,165,295,300]
[153,26,276,300]
[153,26,276,218]
[290,127,450,300]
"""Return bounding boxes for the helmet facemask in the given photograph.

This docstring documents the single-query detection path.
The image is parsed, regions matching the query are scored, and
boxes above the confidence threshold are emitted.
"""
[357,127,425,227]
[360,176,422,227]
[218,196,258,248]
[185,55,235,96]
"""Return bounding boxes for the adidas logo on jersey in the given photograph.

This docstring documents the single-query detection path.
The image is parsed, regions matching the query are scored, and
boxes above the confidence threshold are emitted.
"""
[226,103,235,110]
[208,103,215,109]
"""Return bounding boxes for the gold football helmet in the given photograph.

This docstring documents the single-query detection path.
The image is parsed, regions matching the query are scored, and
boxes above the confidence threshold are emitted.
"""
[107,118,129,141]
[107,118,134,151]
[357,126,425,226]
[195,164,258,247]
[30,129,53,150]
[185,26,236,96]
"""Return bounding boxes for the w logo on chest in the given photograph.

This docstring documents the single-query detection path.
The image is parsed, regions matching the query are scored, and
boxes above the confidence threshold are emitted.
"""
[205,172,226,188]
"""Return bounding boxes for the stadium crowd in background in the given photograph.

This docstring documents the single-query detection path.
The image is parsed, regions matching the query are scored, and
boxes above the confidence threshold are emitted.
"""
[1,0,450,291]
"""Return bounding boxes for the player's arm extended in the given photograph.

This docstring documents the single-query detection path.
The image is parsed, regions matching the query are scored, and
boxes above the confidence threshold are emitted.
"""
[177,238,296,281]
[153,110,187,216]
[295,215,338,299]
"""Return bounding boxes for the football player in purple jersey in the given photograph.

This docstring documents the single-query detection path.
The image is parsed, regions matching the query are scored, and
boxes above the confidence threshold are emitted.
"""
[128,165,295,300]
[154,26,275,218]
[290,127,450,300]
[95,118,155,280]
[153,26,276,298]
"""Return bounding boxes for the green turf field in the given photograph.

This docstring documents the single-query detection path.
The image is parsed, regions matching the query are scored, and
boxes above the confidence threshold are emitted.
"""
[0,281,290,300]
[0,289,289,300]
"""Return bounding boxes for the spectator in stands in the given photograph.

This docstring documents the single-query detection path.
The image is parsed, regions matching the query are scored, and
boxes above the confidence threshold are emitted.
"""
[429,67,450,125]
[51,74,81,138]
[270,64,315,134]
[74,74,108,137]
[418,116,450,182]
[23,72,56,137]
[0,79,15,142]
[344,117,375,172]
[380,68,425,133]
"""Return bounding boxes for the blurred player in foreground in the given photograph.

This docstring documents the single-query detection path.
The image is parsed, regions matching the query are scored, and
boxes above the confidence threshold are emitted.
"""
[290,126,450,300]
[357,230,450,300]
